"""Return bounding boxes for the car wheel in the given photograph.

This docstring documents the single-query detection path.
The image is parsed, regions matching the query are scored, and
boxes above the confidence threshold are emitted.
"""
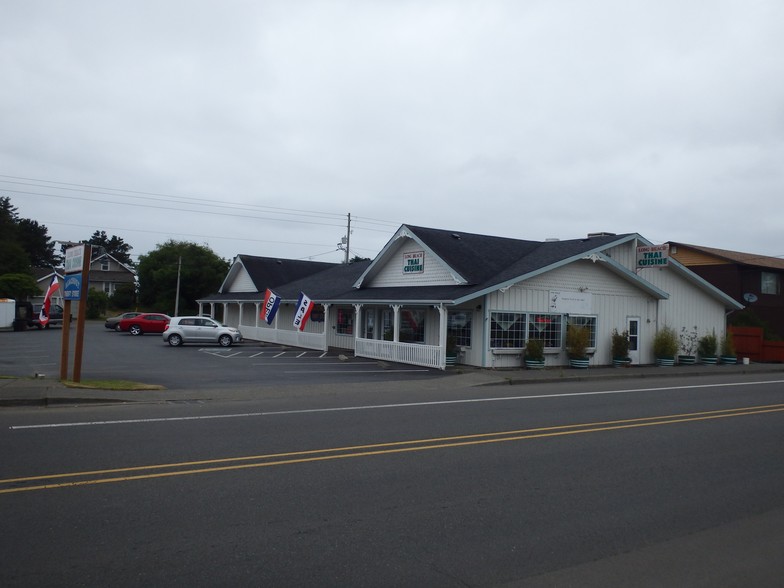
[114,324,122,332]
[218,334,233,347]
[168,334,183,347]
[129,325,143,336]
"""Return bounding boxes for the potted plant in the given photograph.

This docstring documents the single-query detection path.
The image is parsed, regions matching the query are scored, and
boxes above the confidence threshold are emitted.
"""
[697,330,718,365]
[653,326,678,366]
[524,338,545,369]
[611,329,631,367]
[720,330,737,365]
[566,325,590,368]
[678,326,698,365]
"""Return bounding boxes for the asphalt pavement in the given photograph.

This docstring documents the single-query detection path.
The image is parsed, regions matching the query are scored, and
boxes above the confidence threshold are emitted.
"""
[2,359,784,407]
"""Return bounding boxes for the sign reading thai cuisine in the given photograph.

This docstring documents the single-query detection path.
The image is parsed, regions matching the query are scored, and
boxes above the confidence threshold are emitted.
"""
[403,251,424,274]
[636,244,670,267]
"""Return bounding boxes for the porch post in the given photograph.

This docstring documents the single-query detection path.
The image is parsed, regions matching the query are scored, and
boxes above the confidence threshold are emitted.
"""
[254,302,260,327]
[323,304,331,352]
[392,304,401,342]
[353,304,362,346]
[438,304,447,369]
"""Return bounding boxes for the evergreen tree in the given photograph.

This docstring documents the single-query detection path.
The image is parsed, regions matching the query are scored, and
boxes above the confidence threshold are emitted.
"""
[86,230,134,266]
[137,240,229,315]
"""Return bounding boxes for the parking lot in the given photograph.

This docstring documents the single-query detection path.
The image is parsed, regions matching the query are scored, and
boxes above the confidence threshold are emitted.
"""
[0,321,442,390]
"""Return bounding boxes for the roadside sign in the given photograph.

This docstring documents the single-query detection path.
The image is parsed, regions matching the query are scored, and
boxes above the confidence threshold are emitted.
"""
[65,245,86,274]
[63,274,82,300]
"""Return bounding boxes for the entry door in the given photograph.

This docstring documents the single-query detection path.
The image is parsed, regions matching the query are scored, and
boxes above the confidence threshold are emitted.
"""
[627,318,641,364]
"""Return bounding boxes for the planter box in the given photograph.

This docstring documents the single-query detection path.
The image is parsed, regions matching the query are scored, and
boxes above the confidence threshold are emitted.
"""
[524,359,545,370]
[699,356,718,365]
[656,358,676,367]
[720,355,737,365]
[569,358,590,369]
[612,358,632,368]
[678,355,696,365]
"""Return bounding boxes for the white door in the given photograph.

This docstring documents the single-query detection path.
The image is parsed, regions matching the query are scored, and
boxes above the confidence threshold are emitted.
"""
[628,318,641,364]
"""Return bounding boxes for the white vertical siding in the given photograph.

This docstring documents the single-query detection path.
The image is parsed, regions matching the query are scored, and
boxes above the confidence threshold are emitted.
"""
[368,239,459,287]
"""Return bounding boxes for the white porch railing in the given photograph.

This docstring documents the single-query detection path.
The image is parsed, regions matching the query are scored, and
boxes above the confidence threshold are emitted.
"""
[241,325,326,351]
[355,338,444,370]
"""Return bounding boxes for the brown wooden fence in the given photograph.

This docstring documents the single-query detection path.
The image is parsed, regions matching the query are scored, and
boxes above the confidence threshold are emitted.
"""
[729,327,784,363]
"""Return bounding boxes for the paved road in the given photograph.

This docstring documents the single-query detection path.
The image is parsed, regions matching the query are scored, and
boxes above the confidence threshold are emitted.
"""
[2,374,783,586]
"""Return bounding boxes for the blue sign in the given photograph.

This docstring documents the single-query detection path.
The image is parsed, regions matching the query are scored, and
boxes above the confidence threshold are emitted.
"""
[63,274,83,300]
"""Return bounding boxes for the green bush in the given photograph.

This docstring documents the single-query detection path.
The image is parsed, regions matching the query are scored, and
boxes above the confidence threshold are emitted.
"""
[653,326,678,359]
[611,329,630,359]
[524,338,544,361]
[566,325,590,359]
[698,331,718,358]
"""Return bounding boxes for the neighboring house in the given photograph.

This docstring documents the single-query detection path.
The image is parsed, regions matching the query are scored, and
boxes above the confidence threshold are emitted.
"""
[200,225,742,370]
[87,253,136,297]
[668,242,784,339]
[31,268,64,307]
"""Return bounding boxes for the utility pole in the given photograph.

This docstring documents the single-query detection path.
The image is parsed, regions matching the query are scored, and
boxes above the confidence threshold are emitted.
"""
[337,213,352,263]
[345,213,351,264]
[174,256,182,317]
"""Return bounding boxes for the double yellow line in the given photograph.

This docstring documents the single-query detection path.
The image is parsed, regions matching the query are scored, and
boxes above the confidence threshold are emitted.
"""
[3,403,783,495]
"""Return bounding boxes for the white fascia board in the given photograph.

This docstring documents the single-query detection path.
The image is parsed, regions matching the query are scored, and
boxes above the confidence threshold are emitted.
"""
[327,297,457,306]
[217,257,245,294]
[353,225,467,288]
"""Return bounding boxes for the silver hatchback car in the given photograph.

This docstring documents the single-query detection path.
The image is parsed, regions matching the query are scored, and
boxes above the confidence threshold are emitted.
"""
[163,316,242,347]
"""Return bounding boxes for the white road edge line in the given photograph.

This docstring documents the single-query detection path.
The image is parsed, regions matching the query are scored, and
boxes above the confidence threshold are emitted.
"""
[9,379,784,430]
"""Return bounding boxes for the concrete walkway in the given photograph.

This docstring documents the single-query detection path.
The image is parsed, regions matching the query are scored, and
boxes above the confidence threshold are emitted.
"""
[2,361,783,407]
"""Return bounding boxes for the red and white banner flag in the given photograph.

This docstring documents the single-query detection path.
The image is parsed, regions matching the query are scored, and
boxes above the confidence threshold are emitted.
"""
[39,275,60,327]
[261,288,281,325]
[292,292,314,331]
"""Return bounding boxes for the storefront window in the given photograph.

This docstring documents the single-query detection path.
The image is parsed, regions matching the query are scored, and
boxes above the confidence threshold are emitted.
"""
[568,315,597,348]
[447,310,472,348]
[528,314,562,349]
[490,312,525,348]
[337,308,353,335]
[399,309,425,343]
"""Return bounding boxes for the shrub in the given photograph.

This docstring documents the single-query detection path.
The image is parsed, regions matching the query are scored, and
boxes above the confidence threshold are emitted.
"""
[698,330,718,358]
[525,338,544,361]
[653,326,679,359]
[566,325,590,359]
[720,330,736,356]
[611,329,630,359]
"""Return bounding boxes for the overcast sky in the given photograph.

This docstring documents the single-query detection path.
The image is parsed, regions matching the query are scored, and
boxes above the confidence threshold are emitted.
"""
[2,1,783,266]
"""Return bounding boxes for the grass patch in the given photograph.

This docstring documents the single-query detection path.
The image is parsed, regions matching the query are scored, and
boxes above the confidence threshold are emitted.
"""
[62,380,165,391]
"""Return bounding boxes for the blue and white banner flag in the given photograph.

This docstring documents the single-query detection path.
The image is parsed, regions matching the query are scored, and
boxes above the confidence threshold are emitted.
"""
[292,291,314,331]
[261,288,281,325]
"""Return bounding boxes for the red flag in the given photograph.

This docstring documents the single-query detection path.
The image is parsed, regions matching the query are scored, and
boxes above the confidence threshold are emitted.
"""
[39,275,60,327]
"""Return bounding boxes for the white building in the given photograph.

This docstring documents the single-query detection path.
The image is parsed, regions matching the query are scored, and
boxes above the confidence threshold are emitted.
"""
[199,225,742,370]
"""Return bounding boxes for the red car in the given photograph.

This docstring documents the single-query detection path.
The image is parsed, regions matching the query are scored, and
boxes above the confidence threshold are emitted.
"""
[118,313,171,336]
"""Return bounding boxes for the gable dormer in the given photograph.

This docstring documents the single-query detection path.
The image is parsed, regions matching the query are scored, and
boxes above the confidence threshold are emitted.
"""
[355,225,467,289]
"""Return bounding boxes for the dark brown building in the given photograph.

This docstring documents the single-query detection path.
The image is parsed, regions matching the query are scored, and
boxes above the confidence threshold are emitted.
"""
[669,242,784,339]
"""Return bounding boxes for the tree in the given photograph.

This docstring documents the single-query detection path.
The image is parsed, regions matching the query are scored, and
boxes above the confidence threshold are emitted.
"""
[0,273,39,300]
[87,289,110,319]
[17,218,60,267]
[110,282,137,310]
[0,195,61,272]
[137,240,229,316]
[86,230,134,266]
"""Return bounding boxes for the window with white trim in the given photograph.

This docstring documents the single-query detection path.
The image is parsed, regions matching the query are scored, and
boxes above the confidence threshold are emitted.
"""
[490,312,526,348]
[528,313,563,349]
[447,310,472,348]
[336,308,354,335]
[568,315,598,349]
[399,309,425,343]
[761,272,780,295]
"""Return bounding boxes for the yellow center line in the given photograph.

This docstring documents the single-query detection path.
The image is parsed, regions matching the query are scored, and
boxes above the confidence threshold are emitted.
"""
[2,403,783,494]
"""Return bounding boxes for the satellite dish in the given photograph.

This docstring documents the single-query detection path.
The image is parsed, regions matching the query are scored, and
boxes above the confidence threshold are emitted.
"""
[743,293,758,303]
